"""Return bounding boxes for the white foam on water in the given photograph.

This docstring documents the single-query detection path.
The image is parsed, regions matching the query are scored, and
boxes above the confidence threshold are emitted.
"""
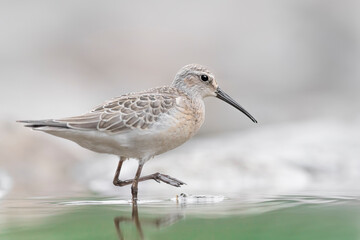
[170,194,225,204]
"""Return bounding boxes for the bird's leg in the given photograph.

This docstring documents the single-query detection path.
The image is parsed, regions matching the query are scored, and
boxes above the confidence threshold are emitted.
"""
[114,170,186,187]
[113,157,134,186]
[131,162,144,203]
[136,173,186,187]
[113,157,186,193]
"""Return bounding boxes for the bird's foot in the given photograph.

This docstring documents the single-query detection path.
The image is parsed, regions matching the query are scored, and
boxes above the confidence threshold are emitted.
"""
[153,173,186,187]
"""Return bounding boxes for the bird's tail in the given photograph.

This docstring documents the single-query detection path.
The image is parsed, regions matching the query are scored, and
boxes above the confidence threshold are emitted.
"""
[17,120,69,129]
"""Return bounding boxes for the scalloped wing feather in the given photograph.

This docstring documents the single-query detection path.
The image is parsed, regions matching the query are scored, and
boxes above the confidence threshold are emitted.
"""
[56,87,180,134]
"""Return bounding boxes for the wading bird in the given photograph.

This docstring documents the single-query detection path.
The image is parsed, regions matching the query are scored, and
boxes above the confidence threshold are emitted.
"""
[19,64,257,203]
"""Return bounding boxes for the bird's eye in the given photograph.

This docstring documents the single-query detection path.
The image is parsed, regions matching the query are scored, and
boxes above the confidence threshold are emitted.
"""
[200,75,209,81]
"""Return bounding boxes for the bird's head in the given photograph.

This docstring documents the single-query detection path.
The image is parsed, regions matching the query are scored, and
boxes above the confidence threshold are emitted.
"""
[172,64,257,123]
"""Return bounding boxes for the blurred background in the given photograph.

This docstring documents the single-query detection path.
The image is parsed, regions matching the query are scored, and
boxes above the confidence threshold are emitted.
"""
[1,0,360,200]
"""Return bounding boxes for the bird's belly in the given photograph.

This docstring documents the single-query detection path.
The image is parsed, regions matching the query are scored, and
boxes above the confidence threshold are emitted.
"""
[112,118,201,158]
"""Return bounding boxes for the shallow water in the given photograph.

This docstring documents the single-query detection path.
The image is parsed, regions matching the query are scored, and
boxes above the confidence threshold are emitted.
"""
[1,193,359,240]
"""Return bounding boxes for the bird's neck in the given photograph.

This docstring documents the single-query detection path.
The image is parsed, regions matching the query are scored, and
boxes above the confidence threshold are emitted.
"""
[172,82,204,100]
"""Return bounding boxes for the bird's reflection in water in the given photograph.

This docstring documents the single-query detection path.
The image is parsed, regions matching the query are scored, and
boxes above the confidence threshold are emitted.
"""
[114,203,183,240]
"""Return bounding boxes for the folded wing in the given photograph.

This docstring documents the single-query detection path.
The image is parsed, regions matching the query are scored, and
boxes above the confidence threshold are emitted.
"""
[56,93,177,134]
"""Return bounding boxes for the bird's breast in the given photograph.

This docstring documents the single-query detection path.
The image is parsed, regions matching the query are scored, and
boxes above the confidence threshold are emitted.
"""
[160,97,204,142]
[129,97,205,157]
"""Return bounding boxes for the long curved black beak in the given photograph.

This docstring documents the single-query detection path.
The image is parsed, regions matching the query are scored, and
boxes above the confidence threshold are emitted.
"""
[215,87,258,123]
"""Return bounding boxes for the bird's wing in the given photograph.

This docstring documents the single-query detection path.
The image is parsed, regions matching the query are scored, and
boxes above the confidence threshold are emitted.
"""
[55,92,177,134]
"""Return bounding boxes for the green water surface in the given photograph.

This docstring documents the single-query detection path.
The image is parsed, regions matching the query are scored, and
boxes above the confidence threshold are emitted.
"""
[1,194,359,240]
